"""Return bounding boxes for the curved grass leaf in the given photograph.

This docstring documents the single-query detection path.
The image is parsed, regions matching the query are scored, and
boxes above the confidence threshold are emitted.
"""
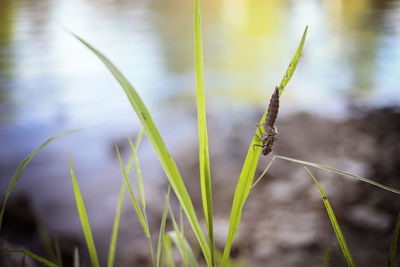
[276,155,400,195]
[305,168,354,267]
[388,212,400,267]
[0,128,82,232]
[68,31,211,266]
[194,0,215,266]
[221,26,308,266]
[156,187,171,267]
[1,249,58,267]
[69,153,100,267]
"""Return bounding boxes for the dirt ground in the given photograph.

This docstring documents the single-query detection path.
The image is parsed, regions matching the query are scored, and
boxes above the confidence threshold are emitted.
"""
[2,107,400,266]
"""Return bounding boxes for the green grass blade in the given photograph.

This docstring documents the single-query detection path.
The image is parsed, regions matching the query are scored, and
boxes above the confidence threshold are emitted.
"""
[251,156,275,189]
[194,0,215,265]
[0,128,82,232]
[0,249,58,267]
[128,138,146,211]
[73,247,79,267]
[276,155,400,195]
[305,168,355,267]
[222,26,308,266]
[116,146,155,265]
[167,231,199,267]
[278,26,308,95]
[156,187,171,267]
[323,245,332,267]
[388,212,400,267]
[107,180,126,267]
[19,254,25,267]
[69,31,211,265]
[69,153,100,267]
[164,235,176,267]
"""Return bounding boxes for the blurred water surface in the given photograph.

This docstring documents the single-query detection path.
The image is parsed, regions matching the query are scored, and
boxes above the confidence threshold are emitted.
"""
[0,0,400,261]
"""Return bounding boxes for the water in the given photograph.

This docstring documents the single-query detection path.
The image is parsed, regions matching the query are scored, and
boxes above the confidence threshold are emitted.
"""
[0,0,399,262]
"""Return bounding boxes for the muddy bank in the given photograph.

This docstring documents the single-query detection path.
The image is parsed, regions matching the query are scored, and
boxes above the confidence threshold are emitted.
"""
[1,107,400,266]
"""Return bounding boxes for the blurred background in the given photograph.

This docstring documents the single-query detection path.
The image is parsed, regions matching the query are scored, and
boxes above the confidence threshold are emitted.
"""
[0,0,400,266]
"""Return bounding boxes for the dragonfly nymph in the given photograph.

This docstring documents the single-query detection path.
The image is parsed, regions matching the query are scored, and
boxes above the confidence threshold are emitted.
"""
[254,86,280,155]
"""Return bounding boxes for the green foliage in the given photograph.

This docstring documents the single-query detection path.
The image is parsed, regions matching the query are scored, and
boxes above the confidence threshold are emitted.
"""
[221,26,308,266]
[305,168,355,267]
[194,0,215,265]
[69,153,100,267]
[0,128,82,232]
[0,249,58,267]
[156,187,171,267]
[69,30,212,266]
[107,180,126,267]
[276,155,400,195]
[388,212,400,267]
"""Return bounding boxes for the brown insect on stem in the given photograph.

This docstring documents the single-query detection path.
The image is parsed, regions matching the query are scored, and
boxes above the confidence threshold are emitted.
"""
[254,86,280,155]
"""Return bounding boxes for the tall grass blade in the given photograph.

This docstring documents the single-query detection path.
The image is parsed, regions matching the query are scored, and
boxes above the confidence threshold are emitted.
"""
[73,247,79,267]
[323,245,332,267]
[222,26,308,266]
[305,168,355,267]
[108,132,145,267]
[116,146,155,265]
[69,153,100,267]
[276,155,400,195]
[156,187,171,267]
[69,31,211,266]
[0,128,82,232]
[128,138,146,210]
[169,207,198,267]
[167,231,199,267]
[278,26,308,94]
[107,180,126,267]
[388,212,400,267]
[19,254,25,267]
[0,249,58,267]
[194,0,215,265]
[164,235,176,267]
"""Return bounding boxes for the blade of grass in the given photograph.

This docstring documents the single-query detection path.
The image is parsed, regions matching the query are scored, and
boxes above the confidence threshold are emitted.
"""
[164,235,176,267]
[251,156,275,189]
[0,128,82,232]
[128,138,146,211]
[305,168,355,267]
[108,132,145,267]
[0,249,58,267]
[107,180,126,267]
[194,0,215,266]
[116,146,155,265]
[169,207,198,267]
[323,245,332,267]
[167,231,199,267]
[276,155,400,195]
[74,247,79,267]
[68,31,211,266]
[19,254,25,267]
[69,153,100,267]
[388,212,400,267]
[278,26,308,94]
[222,26,308,266]
[156,187,171,267]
